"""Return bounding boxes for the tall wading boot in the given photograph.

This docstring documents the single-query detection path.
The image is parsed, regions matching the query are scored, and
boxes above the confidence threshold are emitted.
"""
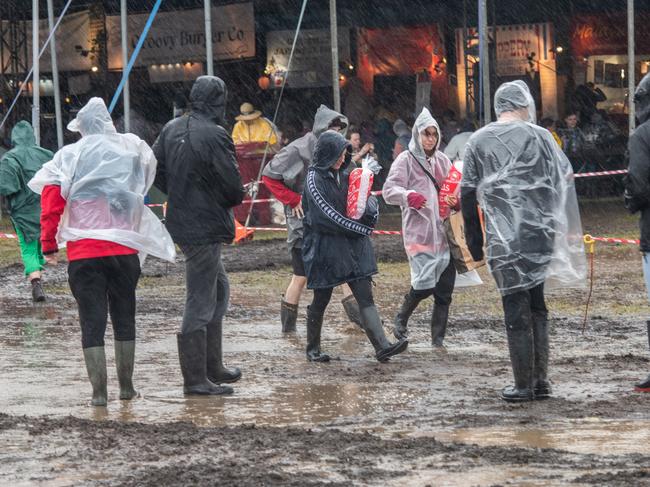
[114,340,138,400]
[359,306,408,363]
[280,297,298,333]
[393,293,421,340]
[500,293,534,402]
[430,304,450,349]
[532,311,552,399]
[83,346,108,406]
[341,295,363,328]
[306,306,331,362]
[206,319,241,384]
[177,329,233,395]
[634,320,650,392]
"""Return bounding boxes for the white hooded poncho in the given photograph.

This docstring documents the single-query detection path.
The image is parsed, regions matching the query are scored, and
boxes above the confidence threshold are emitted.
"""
[29,97,176,263]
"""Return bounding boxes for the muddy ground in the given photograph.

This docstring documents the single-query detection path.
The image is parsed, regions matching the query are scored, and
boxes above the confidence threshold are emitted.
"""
[1,199,650,486]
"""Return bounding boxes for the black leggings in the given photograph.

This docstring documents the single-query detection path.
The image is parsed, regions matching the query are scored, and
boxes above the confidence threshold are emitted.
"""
[68,254,141,349]
[311,279,374,315]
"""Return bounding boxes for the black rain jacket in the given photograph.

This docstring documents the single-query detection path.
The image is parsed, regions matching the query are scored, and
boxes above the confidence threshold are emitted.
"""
[301,131,379,289]
[153,76,245,244]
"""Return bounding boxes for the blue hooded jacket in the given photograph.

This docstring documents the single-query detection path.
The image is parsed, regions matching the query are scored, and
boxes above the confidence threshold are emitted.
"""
[301,131,379,289]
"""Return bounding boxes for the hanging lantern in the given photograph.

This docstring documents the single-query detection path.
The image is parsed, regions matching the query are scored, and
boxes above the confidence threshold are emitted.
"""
[258,75,271,90]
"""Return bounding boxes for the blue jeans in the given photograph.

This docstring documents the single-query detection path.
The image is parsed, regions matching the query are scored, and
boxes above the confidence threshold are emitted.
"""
[643,253,650,303]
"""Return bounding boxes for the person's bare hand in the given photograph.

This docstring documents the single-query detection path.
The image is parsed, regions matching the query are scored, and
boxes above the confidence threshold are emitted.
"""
[361,143,373,155]
[45,253,58,266]
[444,195,458,208]
[292,200,304,219]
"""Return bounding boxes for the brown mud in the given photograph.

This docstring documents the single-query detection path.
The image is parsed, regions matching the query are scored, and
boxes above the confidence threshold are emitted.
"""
[1,199,650,486]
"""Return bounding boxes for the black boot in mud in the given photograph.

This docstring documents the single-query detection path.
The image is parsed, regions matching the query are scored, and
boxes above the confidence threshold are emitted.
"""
[83,346,108,406]
[280,298,298,333]
[532,310,551,399]
[500,293,534,403]
[430,304,450,349]
[206,320,241,384]
[306,306,330,362]
[360,306,408,363]
[393,293,421,340]
[341,295,363,328]
[178,329,233,395]
[635,374,650,392]
[114,340,138,400]
[31,278,46,302]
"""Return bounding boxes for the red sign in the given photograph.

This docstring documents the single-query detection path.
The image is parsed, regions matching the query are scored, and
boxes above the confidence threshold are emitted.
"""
[356,24,448,108]
[572,13,650,57]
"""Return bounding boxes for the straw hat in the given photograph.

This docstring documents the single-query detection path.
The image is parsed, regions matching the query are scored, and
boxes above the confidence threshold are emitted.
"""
[236,102,262,121]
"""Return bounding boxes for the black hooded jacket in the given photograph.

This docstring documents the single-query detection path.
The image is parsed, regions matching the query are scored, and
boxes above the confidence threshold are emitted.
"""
[153,76,245,245]
[301,131,379,289]
[625,73,650,251]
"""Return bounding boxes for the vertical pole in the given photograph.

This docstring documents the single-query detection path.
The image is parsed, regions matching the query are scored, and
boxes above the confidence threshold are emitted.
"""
[478,0,490,124]
[204,0,214,76]
[329,0,340,112]
[121,0,130,132]
[628,0,635,134]
[32,0,40,145]
[47,0,63,148]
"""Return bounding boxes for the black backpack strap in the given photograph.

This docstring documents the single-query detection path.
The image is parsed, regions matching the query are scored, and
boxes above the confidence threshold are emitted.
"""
[409,150,441,193]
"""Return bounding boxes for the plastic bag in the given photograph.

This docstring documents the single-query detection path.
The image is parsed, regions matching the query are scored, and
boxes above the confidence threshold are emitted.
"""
[438,160,463,219]
[347,156,379,219]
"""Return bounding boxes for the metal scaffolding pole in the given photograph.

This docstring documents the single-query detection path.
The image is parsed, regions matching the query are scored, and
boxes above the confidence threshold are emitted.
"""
[204,0,213,76]
[47,0,63,148]
[32,0,40,144]
[628,0,635,134]
[121,0,130,132]
[478,0,490,124]
[329,0,340,112]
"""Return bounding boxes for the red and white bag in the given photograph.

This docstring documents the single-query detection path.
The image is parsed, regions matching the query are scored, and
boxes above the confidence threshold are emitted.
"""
[438,160,463,219]
[347,167,374,219]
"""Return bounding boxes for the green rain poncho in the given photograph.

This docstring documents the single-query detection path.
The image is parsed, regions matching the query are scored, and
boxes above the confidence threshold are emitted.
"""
[0,121,53,242]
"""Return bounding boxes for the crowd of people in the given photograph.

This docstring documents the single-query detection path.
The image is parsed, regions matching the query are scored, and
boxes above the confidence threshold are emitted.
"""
[1,73,649,408]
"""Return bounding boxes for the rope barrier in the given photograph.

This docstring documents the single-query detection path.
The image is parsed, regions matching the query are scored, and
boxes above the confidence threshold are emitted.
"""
[574,169,628,178]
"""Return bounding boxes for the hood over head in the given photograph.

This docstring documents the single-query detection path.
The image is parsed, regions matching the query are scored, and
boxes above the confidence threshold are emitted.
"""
[408,108,441,163]
[190,76,227,124]
[393,118,411,137]
[312,105,348,137]
[494,80,536,123]
[311,130,351,171]
[11,120,36,147]
[67,97,117,136]
[635,72,650,124]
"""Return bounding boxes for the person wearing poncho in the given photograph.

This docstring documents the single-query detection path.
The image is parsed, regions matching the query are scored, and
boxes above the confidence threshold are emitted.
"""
[461,80,586,402]
[383,108,458,349]
[0,121,53,302]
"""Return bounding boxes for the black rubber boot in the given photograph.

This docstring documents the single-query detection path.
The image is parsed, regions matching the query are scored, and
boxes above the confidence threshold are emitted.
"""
[393,293,421,340]
[430,304,450,348]
[206,319,241,384]
[341,295,363,327]
[306,306,331,362]
[532,310,551,399]
[31,278,46,302]
[177,329,233,395]
[83,346,108,406]
[500,294,534,403]
[114,340,138,400]
[281,298,298,333]
[360,305,408,363]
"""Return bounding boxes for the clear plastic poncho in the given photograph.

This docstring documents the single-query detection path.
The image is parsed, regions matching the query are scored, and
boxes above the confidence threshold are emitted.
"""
[383,108,452,290]
[28,97,176,263]
[462,81,586,295]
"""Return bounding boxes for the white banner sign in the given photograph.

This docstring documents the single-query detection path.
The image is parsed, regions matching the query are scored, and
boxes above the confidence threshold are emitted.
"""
[266,28,350,88]
[106,2,255,69]
[1,11,92,74]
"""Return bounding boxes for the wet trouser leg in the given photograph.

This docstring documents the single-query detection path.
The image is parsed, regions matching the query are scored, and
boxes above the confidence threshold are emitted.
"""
[637,254,650,391]
[431,260,456,347]
[500,288,534,402]
[529,284,551,397]
[177,244,233,395]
